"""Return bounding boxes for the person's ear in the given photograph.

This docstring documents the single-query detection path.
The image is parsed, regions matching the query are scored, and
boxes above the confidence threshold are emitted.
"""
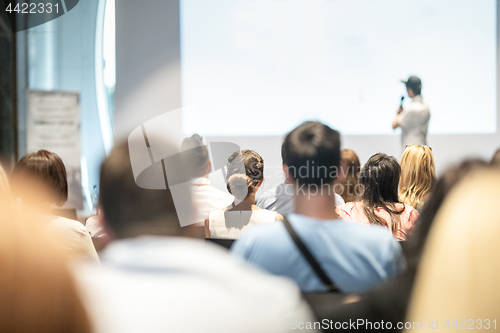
[98,210,116,241]
[335,161,347,185]
[255,178,264,191]
[283,164,294,185]
[206,160,212,174]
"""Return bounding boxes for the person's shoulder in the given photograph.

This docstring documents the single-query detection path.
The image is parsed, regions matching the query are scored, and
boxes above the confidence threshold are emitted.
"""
[256,184,284,202]
[337,218,396,242]
[49,215,87,233]
[204,184,234,200]
[335,201,358,215]
[402,203,419,220]
[401,203,418,215]
[253,208,278,218]
[242,220,284,239]
[232,221,286,253]
[337,201,357,210]
[208,207,226,218]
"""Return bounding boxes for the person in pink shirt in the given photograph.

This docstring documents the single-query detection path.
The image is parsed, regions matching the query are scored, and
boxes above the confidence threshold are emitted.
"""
[336,153,418,240]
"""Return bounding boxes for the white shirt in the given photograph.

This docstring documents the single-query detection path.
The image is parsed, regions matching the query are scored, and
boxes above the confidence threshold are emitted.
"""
[47,215,100,263]
[76,236,317,333]
[208,209,277,239]
[257,183,345,216]
[397,95,430,147]
[191,177,234,225]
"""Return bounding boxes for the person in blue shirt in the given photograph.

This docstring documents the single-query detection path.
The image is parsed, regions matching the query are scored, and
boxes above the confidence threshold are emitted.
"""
[231,121,405,293]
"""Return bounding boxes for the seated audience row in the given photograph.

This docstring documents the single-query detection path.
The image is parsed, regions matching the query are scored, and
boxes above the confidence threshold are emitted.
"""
[203,141,433,242]
[3,118,499,332]
[314,159,489,331]
[75,140,315,333]
[231,122,405,293]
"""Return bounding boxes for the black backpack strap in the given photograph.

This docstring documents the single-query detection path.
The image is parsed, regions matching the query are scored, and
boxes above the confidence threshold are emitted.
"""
[283,217,339,293]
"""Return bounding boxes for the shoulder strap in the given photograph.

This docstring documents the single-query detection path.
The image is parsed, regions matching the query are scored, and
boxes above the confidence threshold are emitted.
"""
[283,217,339,292]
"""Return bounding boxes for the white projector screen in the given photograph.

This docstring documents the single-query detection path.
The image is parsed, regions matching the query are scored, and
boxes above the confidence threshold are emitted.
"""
[180,0,496,136]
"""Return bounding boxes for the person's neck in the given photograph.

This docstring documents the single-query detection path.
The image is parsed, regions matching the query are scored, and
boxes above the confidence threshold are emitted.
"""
[294,191,338,220]
[230,195,256,210]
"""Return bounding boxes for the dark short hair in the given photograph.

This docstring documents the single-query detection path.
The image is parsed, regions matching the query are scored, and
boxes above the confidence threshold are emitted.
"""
[181,134,210,178]
[283,121,341,186]
[11,150,68,206]
[99,141,189,238]
[405,76,422,95]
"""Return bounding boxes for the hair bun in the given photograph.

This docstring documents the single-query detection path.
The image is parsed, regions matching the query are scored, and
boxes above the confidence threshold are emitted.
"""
[227,174,250,200]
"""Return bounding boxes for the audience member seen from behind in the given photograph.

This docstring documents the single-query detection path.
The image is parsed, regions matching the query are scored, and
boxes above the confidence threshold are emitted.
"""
[9,150,99,262]
[0,199,92,333]
[257,142,345,215]
[232,122,405,293]
[336,153,418,240]
[406,169,500,330]
[76,140,316,333]
[205,150,283,239]
[392,76,430,149]
[334,149,361,203]
[181,134,233,227]
[314,159,488,332]
[399,145,436,212]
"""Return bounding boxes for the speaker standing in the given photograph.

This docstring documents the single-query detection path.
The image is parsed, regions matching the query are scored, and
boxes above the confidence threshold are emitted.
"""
[392,76,430,149]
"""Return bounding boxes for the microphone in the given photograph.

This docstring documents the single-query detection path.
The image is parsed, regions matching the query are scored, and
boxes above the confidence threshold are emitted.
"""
[400,96,405,106]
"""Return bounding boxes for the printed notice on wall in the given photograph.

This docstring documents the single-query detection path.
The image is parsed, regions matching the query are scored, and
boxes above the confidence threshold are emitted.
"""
[27,90,83,210]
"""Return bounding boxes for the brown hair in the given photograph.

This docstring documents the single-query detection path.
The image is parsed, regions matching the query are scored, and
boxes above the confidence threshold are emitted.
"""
[360,153,405,237]
[335,149,361,203]
[0,201,92,333]
[11,150,68,206]
[226,150,264,200]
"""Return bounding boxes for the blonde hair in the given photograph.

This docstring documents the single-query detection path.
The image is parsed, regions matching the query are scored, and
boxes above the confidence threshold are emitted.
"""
[405,169,500,330]
[335,149,361,203]
[399,145,436,211]
[0,200,92,333]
